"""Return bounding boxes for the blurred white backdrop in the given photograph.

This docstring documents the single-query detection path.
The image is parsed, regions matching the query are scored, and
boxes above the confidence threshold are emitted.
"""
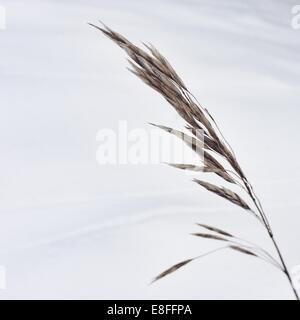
[0,0,300,299]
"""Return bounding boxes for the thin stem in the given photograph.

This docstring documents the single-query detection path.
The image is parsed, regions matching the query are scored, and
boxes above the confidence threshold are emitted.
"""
[194,246,228,260]
[232,237,283,271]
[242,177,299,300]
[270,234,300,300]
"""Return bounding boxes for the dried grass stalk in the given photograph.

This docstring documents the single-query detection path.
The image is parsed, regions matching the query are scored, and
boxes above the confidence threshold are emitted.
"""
[191,233,228,242]
[90,22,299,300]
[229,245,257,257]
[151,259,193,283]
[196,223,233,237]
[192,179,251,211]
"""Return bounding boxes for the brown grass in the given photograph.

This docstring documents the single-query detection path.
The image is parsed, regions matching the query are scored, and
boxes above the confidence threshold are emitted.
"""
[90,21,299,300]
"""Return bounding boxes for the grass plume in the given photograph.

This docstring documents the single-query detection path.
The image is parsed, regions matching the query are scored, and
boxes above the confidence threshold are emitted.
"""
[90,21,299,300]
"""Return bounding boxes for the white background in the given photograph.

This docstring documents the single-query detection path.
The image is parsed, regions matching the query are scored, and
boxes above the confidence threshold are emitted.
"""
[0,0,300,299]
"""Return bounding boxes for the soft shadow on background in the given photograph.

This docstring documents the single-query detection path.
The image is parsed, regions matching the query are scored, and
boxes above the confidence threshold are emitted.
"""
[0,0,299,299]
